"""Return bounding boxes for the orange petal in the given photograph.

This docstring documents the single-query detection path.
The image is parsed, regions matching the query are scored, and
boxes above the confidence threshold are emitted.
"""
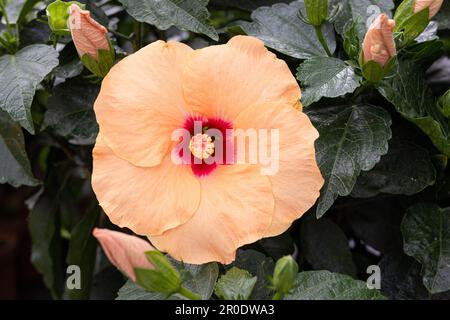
[69,4,109,60]
[234,103,323,237]
[93,228,154,281]
[362,14,396,66]
[92,134,201,236]
[414,0,444,18]
[94,40,193,167]
[149,164,274,264]
[182,35,300,120]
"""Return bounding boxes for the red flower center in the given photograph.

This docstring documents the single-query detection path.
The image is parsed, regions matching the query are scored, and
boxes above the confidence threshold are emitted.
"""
[178,115,234,177]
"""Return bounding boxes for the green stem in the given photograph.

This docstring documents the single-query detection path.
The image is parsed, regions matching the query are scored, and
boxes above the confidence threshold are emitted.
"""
[178,286,202,300]
[109,28,134,40]
[0,3,12,33]
[314,25,332,57]
[272,292,284,300]
[133,21,143,51]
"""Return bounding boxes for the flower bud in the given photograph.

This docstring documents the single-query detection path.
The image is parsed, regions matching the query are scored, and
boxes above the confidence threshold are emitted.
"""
[362,14,396,67]
[134,251,183,295]
[414,0,444,19]
[92,228,154,281]
[271,255,298,297]
[304,0,329,27]
[68,4,115,78]
[46,0,84,36]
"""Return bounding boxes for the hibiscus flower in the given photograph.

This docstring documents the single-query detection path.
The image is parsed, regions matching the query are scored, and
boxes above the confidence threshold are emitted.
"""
[92,36,323,264]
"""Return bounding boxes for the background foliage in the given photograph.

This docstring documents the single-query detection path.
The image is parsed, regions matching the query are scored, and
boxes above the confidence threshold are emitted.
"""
[0,0,449,300]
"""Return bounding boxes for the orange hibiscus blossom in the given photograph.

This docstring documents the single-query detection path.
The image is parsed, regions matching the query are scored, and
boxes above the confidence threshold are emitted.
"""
[92,36,323,264]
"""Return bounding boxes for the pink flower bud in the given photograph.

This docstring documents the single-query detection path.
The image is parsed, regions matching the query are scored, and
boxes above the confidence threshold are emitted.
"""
[362,14,396,67]
[93,228,154,281]
[68,4,109,61]
[414,0,444,19]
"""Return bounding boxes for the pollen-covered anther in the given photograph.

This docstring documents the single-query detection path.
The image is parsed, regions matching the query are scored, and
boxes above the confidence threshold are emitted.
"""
[189,133,215,160]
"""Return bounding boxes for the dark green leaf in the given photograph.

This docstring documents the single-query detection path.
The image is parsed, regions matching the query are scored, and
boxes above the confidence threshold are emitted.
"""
[209,0,291,11]
[19,19,51,47]
[380,249,431,300]
[306,104,392,217]
[402,203,450,294]
[401,40,444,65]
[352,139,436,198]
[285,270,386,300]
[118,0,218,41]
[0,110,39,187]
[231,249,275,300]
[300,217,356,276]
[175,263,219,300]
[28,194,64,299]
[333,0,395,38]
[214,267,257,300]
[240,1,336,59]
[435,0,450,30]
[259,233,295,260]
[378,60,450,157]
[44,79,99,145]
[17,0,41,24]
[117,262,218,300]
[0,44,59,133]
[135,267,180,294]
[64,206,100,299]
[342,21,362,60]
[116,280,166,300]
[297,57,362,107]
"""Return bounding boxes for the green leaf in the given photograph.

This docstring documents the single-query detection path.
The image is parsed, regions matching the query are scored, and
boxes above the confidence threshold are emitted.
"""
[333,0,395,38]
[135,251,182,294]
[300,217,356,277]
[17,0,41,24]
[259,233,295,260]
[43,79,99,145]
[296,57,362,107]
[80,47,115,79]
[116,280,166,300]
[173,262,219,300]
[342,21,362,60]
[117,262,218,300]
[285,271,386,300]
[231,249,275,300]
[397,8,430,45]
[240,1,336,59]
[3,0,41,25]
[306,104,392,218]
[351,140,436,198]
[401,40,444,64]
[378,60,450,157]
[0,44,59,133]
[118,0,218,41]
[135,267,180,295]
[0,110,39,187]
[380,249,431,300]
[402,203,450,294]
[304,0,328,27]
[19,19,52,47]
[214,267,257,300]
[64,206,100,299]
[52,42,84,79]
[28,194,64,299]
[209,0,291,11]
[361,60,385,83]
[435,0,450,30]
